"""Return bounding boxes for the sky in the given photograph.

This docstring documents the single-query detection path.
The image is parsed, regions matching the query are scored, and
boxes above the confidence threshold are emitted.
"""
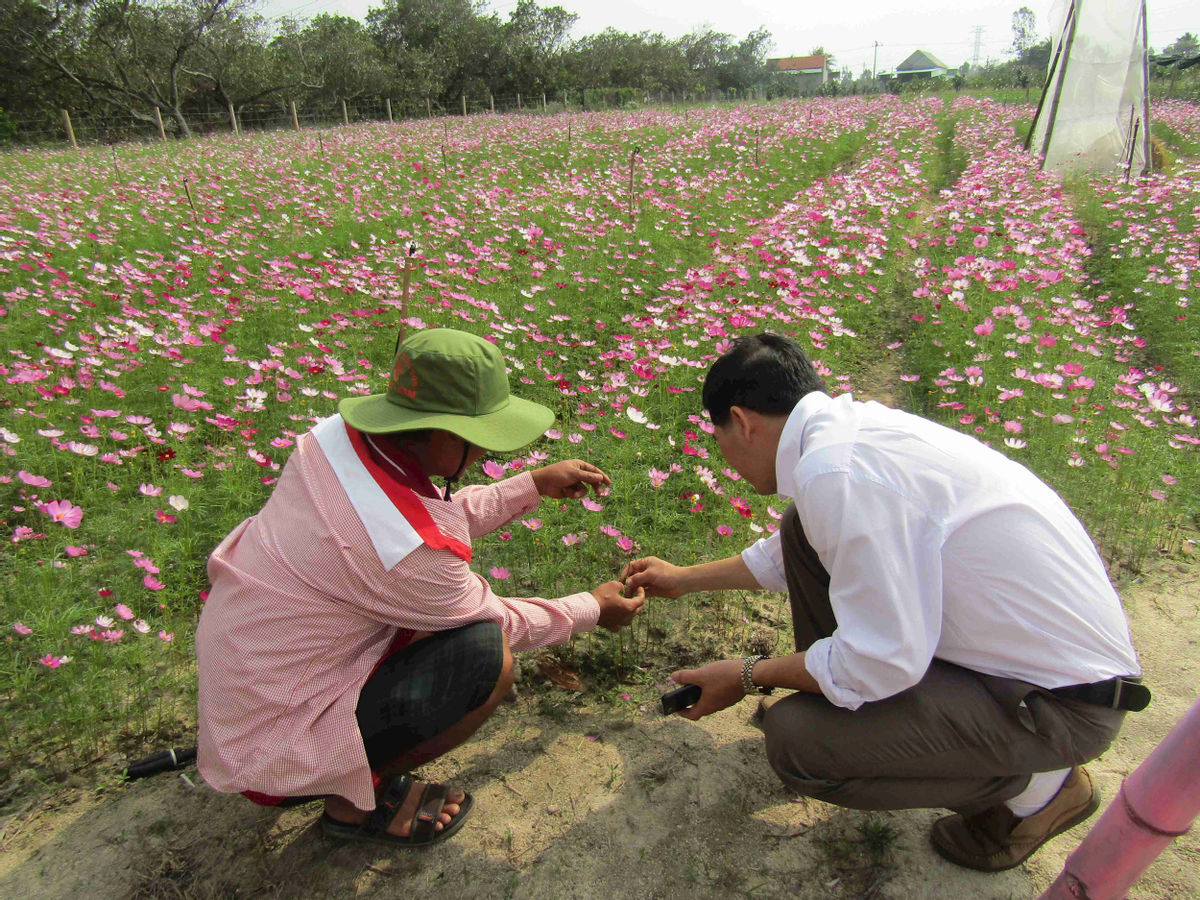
[257,0,1197,77]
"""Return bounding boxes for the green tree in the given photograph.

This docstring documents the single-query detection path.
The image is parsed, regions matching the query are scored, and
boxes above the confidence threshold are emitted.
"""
[271,14,390,106]
[1011,6,1037,58]
[14,0,255,138]
[1163,33,1198,56]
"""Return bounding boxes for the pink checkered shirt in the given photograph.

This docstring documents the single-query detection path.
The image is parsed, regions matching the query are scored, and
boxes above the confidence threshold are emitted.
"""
[196,416,599,810]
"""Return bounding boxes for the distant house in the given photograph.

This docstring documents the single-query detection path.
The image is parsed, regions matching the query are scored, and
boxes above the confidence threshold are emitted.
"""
[895,50,949,82]
[768,55,829,94]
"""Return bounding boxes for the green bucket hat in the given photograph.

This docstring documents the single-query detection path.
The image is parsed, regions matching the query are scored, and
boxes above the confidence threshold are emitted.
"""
[339,329,554,452]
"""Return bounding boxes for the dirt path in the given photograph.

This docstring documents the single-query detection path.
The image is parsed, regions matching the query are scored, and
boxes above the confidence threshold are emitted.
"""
[0,555,1196,900]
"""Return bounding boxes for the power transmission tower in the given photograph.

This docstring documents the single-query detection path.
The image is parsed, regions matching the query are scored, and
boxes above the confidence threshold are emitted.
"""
[971,26,985,68]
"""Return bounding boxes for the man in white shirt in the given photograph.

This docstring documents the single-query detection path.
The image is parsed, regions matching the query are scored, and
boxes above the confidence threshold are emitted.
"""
[622,333,1147,872]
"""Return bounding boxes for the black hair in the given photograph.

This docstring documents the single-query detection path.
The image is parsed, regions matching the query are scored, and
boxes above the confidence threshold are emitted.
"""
[702,333,826,427]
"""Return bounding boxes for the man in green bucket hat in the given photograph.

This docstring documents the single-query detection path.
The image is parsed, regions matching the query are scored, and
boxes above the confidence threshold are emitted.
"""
[197,328,644,848]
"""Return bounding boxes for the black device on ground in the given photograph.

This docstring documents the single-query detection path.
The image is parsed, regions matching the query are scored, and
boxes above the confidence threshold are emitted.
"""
[660,684,702,715]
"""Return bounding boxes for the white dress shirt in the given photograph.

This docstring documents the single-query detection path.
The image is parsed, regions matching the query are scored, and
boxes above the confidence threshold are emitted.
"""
[741,392,1140,711]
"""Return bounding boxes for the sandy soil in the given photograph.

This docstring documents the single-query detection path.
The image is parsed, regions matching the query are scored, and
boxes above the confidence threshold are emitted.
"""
[1,556,1196,900]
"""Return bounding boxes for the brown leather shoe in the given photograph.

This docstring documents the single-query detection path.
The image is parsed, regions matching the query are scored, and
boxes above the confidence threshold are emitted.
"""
[930,766,1101,871]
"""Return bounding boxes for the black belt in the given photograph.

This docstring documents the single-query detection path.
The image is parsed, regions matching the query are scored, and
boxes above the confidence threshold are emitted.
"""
[1049,677,1150,712]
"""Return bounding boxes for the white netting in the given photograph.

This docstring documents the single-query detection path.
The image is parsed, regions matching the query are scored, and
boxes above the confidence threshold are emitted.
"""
[1030,0,1148,174]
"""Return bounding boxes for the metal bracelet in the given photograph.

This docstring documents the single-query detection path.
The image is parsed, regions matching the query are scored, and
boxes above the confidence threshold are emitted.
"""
[741,655,766,695]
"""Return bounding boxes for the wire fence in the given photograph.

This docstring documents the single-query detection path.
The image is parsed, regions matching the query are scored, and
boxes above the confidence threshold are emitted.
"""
[2,87,783,151]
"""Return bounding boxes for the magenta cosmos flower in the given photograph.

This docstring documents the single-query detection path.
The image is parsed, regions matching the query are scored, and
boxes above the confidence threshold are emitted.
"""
[40,500,83,529]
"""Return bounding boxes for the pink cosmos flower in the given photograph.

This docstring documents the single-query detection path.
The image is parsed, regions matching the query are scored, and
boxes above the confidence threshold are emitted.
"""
[600,524,622,537]
[974,318,995,337]
[561,533,584,546]
[18,471,52,488]
[648,468,668,487]
[489,567,511,580]
[158,631,174,642]
[616,536,636,552]
[39,654,70,668]
[581,497,604,511]
[521,518,543,530]
[482,460,506,479]
[139,483,163,497]
[13,622,32,635]
[65,546,88,557]
[144,575,165,591]
[115,604,135,620]
[133,619,151,634]
[155,510,178,524]
[717,525,733,536]
[40,499,83,529]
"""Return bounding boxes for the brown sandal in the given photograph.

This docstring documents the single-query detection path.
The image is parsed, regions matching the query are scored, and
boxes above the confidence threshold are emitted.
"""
[320,774,474,848]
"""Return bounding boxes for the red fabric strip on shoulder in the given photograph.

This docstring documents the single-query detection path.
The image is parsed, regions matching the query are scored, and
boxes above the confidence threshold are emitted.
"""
[343,425,472,563]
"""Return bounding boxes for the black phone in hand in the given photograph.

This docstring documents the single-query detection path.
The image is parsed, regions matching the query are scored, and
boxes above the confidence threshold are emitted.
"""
[660,684,702,715]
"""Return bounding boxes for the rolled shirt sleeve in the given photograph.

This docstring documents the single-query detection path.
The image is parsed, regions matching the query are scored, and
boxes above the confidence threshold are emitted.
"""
[741,532,788,593]
[798,471,945,710]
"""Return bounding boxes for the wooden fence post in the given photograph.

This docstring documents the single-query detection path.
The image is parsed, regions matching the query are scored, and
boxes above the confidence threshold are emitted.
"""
[154,107,167,141]
[426,97,432,118]
[62,109,78,149]
[490,93,495,113]
[291,101,300,132]
[542,92,546,111]
[461,94,466,116]
[227,101,239,136]
[341,100,349,126]
[385,98,393,122]
[517,92,522,110]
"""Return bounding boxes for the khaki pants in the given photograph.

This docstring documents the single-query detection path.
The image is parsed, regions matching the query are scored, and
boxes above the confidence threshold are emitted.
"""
[761,504,1127,815]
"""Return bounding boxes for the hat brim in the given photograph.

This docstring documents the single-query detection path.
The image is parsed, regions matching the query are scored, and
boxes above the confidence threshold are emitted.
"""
[338,393,554,453]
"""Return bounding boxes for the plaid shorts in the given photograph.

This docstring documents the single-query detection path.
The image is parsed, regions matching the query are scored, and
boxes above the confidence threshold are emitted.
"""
[356,620,505,769]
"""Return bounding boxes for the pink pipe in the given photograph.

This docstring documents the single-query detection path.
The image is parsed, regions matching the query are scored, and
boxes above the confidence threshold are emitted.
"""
[1040,696,1200,900]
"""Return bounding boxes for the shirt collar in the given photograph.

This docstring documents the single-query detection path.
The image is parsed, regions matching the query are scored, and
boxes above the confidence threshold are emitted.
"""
[775,391,836,500]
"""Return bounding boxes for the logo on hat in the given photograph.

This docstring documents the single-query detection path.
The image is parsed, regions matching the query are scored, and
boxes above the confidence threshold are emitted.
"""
[389,353,419,400]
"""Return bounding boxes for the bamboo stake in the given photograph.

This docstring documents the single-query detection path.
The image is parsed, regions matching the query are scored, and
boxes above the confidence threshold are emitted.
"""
[399,243,418,340]
[227,101,239,136]
[183,181,197,214]
[426,97,432,118]
[62,109,78,150]
[155,107,167,141]
[341,99,349,126]
[461,94,467,117]
[1139,0,1152,176]
[490,93,495,113]
[291,101,300,132]
[386,98,393,122]
[628,146,640,228]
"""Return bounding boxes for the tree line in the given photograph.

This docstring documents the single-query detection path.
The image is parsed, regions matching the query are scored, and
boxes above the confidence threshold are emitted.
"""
[1,0,775,138]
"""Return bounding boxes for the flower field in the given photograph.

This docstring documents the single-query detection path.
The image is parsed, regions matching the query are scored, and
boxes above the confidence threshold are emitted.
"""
[2,95,1197,781]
